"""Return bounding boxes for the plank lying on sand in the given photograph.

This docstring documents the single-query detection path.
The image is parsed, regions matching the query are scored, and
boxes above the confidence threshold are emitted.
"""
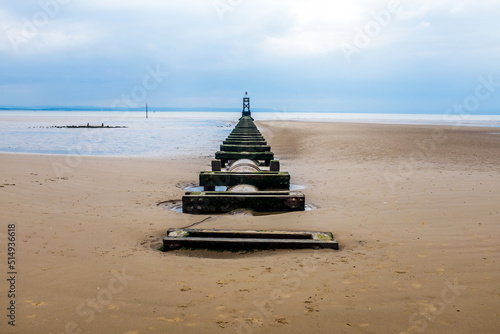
[163,229,339,251]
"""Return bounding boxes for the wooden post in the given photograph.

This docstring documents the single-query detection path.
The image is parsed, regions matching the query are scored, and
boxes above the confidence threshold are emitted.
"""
[146,103,148,119]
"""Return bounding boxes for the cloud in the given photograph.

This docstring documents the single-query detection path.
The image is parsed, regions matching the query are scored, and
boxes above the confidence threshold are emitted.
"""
[0,0,499,113]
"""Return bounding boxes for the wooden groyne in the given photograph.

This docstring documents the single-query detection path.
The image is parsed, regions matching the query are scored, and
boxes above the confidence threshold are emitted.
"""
[182,94,305,214]
[163,93,338,252]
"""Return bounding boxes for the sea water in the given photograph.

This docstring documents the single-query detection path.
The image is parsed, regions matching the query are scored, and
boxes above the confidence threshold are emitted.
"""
[0,111,236,157]
[1,111,499,156]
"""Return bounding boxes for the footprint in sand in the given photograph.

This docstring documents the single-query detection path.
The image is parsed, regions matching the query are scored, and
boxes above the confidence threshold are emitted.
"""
[275,317,289,324]
[216,320,229,328]
[26,300,47,307]
[176,281,192,292]
[216,280,229,287]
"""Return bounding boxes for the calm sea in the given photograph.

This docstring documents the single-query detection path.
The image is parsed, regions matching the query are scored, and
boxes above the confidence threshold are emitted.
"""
[1,111,499,156]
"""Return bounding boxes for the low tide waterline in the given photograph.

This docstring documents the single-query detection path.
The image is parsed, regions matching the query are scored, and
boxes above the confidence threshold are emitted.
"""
[1,110,499,156]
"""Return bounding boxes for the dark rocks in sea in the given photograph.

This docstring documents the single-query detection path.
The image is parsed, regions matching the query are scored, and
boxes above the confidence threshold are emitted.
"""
[50,123,127,129]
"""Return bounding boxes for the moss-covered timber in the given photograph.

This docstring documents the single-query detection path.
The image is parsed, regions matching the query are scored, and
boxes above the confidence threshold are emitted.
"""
[199,171,290,190]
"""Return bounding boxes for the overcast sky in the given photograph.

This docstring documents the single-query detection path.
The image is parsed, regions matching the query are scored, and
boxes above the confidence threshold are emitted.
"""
[1,0,499,113]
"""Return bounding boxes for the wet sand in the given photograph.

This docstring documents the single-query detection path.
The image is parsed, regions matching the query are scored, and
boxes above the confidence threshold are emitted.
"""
[1,121,499,333]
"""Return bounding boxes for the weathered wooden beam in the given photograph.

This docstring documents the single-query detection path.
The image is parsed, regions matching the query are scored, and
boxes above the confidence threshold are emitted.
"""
[230,131,262,135]
[163,229,339,251]
[232,126,260,131]
[199,171,290,190]
[228,134,264,139]
[234,126,258,131]
[220,144,271,152]
[215,151,274,163]
[182,190,304,213]
[223,140,267,145]
[270,160,280,171]
[211,160,222,171]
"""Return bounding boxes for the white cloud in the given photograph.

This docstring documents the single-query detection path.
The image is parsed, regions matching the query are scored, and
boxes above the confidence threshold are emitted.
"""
[416,21,432,29]
[0,0,499,111]
[289,1,365,26]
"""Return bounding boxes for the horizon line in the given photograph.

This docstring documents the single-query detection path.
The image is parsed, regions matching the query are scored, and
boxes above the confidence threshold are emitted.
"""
[1,106,500,116]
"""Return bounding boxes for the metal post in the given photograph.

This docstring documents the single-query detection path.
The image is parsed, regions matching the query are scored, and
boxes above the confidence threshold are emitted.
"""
[242,92,251,116]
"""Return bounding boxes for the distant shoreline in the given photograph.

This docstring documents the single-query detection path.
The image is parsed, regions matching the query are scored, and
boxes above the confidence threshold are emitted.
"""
[1,107,499,115]
[1,110,499,128]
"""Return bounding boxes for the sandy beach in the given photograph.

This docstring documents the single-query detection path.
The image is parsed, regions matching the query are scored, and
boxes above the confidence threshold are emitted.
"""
[1,121,499,334]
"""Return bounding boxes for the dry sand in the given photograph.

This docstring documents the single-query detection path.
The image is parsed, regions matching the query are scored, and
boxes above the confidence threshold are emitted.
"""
[1,121,499,334]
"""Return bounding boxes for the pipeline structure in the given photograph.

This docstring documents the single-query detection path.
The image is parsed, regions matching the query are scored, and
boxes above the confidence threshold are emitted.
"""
[162,93,338,251]
[182,93,305,214]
